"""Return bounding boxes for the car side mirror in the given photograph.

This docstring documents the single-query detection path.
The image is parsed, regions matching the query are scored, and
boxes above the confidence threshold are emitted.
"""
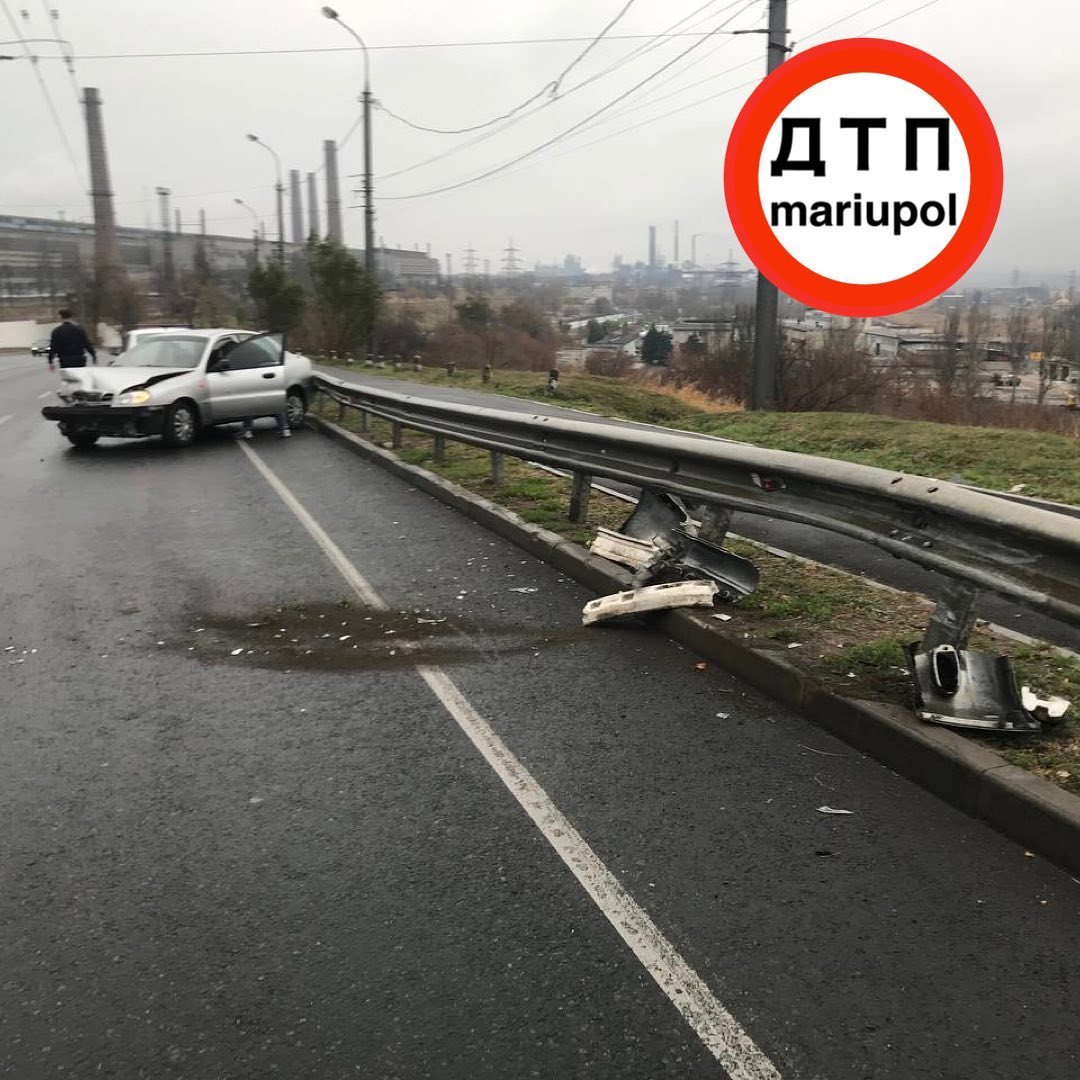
[214,357,231,372]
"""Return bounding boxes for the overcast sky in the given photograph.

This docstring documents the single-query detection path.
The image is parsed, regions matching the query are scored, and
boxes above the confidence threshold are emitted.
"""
[1,0,1075,280]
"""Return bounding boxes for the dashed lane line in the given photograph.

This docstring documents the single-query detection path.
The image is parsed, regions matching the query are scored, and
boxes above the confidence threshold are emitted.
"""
[238,440,783,1080]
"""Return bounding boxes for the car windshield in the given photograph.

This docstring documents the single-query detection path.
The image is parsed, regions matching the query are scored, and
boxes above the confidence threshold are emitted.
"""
[113,335,208,369]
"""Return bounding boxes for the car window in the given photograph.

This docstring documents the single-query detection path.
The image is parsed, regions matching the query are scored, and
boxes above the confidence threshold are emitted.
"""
[207,337,237,367]
[113,335,208,369]
[224,333,284,371]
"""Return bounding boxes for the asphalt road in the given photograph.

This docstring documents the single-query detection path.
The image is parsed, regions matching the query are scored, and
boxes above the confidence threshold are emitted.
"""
[3,353,1079,1079]
[321,367,1080,651]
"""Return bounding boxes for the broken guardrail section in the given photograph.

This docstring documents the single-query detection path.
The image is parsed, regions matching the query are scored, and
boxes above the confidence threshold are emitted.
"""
[584,489,758,625]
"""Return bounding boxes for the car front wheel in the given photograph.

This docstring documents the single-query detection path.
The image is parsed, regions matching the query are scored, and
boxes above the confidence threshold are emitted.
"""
[66,432,99,449]
[162,401,199,447]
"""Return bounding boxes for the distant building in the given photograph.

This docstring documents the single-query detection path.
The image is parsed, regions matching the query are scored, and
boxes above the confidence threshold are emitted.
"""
[670,317,735,351]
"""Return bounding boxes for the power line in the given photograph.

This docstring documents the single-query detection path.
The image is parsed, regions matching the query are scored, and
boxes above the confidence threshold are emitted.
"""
[38,0,80,107]
[1,0,83,182]
[38,29,769,62]
[858,0,944,35]
[377,0,641,135]
[371,0,948,202]
[377,0,758,201]
[372,0,745,183]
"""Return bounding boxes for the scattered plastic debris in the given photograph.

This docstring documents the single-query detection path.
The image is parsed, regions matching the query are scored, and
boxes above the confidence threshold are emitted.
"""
[582,580,720,626]
[248,796,264,806]
[715,712,730,720]
[817,806,854,815]
[712,613,733,622]
[693,662,708,672]
[509,586,539,594]
[230,648,244,656]
[787,642,803,649]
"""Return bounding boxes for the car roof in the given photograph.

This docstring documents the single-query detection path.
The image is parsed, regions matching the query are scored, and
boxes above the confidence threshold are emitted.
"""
[131,327,254,337]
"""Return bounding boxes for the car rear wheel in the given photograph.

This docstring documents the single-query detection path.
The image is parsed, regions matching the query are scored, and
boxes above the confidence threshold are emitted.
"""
[286,389,307,428]
[66,432,99,449]
[162,401,199,447]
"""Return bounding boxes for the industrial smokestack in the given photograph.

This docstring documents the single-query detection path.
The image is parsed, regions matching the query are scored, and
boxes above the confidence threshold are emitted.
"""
[156,186,174,284]
[307,171,320,238]
[289,169,304,244]
[200,209,207,236]
[674,220,679,266]
[324,139,343,244]
[82,88,123,291]
[648,225,657,270]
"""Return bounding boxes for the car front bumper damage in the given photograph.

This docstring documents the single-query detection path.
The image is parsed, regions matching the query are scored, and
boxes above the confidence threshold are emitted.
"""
[41,404,166,438]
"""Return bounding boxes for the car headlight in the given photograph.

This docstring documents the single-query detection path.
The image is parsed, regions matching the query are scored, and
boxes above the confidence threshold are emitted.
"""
[116,389,152,406]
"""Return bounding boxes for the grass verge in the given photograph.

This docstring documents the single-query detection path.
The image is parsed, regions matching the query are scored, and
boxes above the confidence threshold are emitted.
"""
[318,398,1080,795]
[322,362,1080,506]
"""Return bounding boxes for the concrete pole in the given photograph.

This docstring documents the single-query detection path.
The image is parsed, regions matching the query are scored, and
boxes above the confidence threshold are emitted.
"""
[750,0,789,412]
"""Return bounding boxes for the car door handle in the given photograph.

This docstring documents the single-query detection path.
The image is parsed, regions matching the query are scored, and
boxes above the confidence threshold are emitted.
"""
[262,372,277,379]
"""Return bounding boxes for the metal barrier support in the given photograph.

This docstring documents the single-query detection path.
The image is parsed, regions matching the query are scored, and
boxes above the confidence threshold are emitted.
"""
[433,434,446,463]
[490,450,505,487]
[569,472,592,524]
[391,421,403,449]
[922,580,981,651]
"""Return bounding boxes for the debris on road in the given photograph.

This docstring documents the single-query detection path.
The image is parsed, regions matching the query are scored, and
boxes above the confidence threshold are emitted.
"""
[582,581,720,626]
[1020,686,1070,726]
[817,806,855,815]
[509,586,539,594]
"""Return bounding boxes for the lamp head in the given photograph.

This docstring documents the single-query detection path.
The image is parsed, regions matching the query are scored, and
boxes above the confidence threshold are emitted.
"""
[246,133,259,143]
[321,6,339,19]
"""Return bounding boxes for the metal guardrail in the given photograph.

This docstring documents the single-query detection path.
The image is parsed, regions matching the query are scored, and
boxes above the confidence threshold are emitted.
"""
[312,372,1080,635]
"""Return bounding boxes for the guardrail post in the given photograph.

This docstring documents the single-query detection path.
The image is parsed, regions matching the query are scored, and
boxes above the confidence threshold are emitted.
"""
[921,580,980,651]
[482,364,492,384]
[569,472,592,524]
[336,400,346,422]
[392,421,403,449]
[359,408,370,433]
[694,504,733,544]
[490,450,505,487]
[433,434,446,463]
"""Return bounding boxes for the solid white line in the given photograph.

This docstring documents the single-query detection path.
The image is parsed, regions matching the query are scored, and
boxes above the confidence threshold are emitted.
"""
[38,391,52,399]
[0,415,10,427]
[238,440,782,1080]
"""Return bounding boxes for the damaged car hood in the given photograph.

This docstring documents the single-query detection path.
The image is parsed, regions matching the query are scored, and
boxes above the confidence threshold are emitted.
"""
[59,366,193,395]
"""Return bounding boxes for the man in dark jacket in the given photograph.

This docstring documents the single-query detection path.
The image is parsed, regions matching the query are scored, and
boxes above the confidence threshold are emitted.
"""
[47,309,97,370]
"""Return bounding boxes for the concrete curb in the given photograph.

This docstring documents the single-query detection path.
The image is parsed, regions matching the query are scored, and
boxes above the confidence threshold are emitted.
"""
[310,414,1080,877]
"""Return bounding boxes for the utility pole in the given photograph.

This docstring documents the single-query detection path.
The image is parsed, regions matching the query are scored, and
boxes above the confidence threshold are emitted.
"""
[156,186,174,287]
[750,0,788,411]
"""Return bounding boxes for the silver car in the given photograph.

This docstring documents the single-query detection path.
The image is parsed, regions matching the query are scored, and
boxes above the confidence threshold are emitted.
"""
[42,328,313,449]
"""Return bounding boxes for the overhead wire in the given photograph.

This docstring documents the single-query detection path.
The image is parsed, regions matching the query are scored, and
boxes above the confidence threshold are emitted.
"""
[37,0,81,107]
[374,0,949,204]
[377,0,759,202]
[0,0,83,182]
[373,0,749,183]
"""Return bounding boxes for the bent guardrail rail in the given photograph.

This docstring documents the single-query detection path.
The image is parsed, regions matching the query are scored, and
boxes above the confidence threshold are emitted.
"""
[314,371,1080,633]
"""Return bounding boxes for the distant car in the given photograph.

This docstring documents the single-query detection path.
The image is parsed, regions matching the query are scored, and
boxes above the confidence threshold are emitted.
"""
[41,327,312,449]
[29,338,50,357]
[991,373,1022,387]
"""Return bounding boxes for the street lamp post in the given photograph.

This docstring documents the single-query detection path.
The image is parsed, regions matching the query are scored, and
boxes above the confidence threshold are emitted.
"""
[246,134,285,266]
[321,6,375,281]
[234,197,262,261]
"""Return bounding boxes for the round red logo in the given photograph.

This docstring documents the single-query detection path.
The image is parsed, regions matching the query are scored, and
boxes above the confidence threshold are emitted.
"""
[723,38,1002,316]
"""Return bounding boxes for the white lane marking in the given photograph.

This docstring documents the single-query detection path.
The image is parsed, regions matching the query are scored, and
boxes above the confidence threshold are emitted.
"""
[38,391,53,399]
[238,441,782,1080]
[0,415,10,427]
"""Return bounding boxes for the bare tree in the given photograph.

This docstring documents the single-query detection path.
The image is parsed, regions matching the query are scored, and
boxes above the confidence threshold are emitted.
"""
[1005,307,1030,405]
[1034,306,1064,404]
[961,300,987,400]
[932,306,962,393]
